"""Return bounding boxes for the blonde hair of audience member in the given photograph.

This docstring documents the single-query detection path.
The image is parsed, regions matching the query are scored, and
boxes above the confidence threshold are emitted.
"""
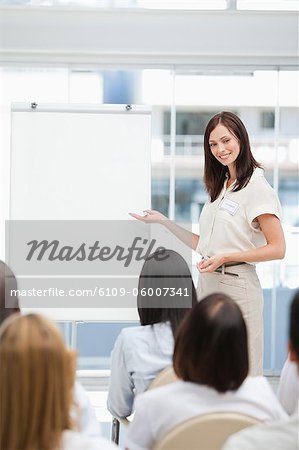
[0,313,75,450]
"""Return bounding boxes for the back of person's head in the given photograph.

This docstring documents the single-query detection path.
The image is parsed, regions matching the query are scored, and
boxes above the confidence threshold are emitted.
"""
[0,313,75,450]
[290,290,299,365]
[173,293,249,393]
[137,249,197,336]
[0,260,20,326]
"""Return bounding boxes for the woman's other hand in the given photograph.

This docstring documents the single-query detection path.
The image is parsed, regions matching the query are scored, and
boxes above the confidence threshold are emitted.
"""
[197,255,225,273]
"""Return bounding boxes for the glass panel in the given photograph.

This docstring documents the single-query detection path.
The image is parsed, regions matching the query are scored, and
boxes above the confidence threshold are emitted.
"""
[260,110,275,129]
[0,0,228,10]
[1,64,297,375]
[237,0,299,11]
[76,322,137,369]
[57,321,73,347]
[0,67,69,103]
[69,70,103,103]
[152,178,170,216]
[134,0,227,9]
[141,69,173,217]
[0,67,69,259]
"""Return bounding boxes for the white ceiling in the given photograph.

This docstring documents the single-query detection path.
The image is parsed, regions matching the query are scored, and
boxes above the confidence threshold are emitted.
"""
[0,7,298,67]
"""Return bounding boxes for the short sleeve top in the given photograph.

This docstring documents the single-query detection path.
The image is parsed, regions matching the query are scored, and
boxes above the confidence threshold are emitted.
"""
[197,168,282,261]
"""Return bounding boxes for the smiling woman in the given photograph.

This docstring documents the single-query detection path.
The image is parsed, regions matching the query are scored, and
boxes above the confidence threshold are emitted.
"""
[208,126,240,187]
[195,112,286,376]
[131,111,286,376]
[203,111,262,201]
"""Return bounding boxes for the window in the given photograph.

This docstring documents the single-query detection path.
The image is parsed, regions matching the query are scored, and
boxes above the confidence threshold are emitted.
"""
[261,110,275,129]
[164,111,219,136]
[1,66,298,372]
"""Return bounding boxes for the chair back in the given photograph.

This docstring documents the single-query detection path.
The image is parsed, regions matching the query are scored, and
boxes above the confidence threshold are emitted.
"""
[153,412,260,450]
[148,366,177,390]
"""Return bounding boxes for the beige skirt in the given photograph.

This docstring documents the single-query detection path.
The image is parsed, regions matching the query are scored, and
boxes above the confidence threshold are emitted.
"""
[197,264,263,376]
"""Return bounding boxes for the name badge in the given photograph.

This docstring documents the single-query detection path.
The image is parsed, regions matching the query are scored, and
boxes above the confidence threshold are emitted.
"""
[219,198,239,216]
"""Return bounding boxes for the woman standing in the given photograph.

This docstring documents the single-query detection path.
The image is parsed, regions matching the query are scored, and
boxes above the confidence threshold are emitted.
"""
[130,111,285,375]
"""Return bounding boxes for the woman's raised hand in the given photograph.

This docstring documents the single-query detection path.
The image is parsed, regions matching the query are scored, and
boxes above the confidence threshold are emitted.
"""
[129,209,168,224]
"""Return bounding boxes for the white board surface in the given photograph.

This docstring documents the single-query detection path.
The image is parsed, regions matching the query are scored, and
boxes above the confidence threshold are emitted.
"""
[10,104,151,220]
[9,103,151,321]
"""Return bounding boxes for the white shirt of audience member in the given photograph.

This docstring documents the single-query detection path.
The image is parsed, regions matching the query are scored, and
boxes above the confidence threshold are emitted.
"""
[73,382,101,436]
[107,322,174,418]
[125,377,288,450]
[277,357,299,415]
[222,356,299,450]
[221,413,298,450]
[62,430,117,450]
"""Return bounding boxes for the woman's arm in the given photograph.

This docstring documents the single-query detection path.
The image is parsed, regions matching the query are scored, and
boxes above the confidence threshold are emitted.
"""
[163,219,199,251]
[130,210,199,251]
[198,214,285,273]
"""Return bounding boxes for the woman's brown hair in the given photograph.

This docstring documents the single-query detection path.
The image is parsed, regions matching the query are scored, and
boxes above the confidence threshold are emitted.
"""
[0,314,75,450]
[173,293,249,393]
[203,111,262,202]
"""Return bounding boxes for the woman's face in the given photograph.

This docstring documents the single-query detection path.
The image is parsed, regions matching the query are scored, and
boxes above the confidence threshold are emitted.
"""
[208,124,240,168]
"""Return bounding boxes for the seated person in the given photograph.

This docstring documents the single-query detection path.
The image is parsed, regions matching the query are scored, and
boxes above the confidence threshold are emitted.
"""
[0,260,20,323]
[0,259,100,437]
[107,249,197,418]
[277,355,299,415]
[0,313,116,450]
[125,293,287,450]
[222,290,299,450]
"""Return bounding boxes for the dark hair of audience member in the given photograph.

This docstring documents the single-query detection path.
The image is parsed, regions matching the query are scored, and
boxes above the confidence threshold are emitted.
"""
[0,260,20,326]
[173,293,249,393]
[290,290,299,359]
[137,249,197,336]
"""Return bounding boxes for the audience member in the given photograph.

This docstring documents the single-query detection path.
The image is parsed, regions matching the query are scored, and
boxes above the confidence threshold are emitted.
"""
[222,290,299,450]
[0,260,20,323]
[0,313,116,450]
[125,293,287,450]
[107,249,197,418]
[0,260,101,438]
[278,355,299,415]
